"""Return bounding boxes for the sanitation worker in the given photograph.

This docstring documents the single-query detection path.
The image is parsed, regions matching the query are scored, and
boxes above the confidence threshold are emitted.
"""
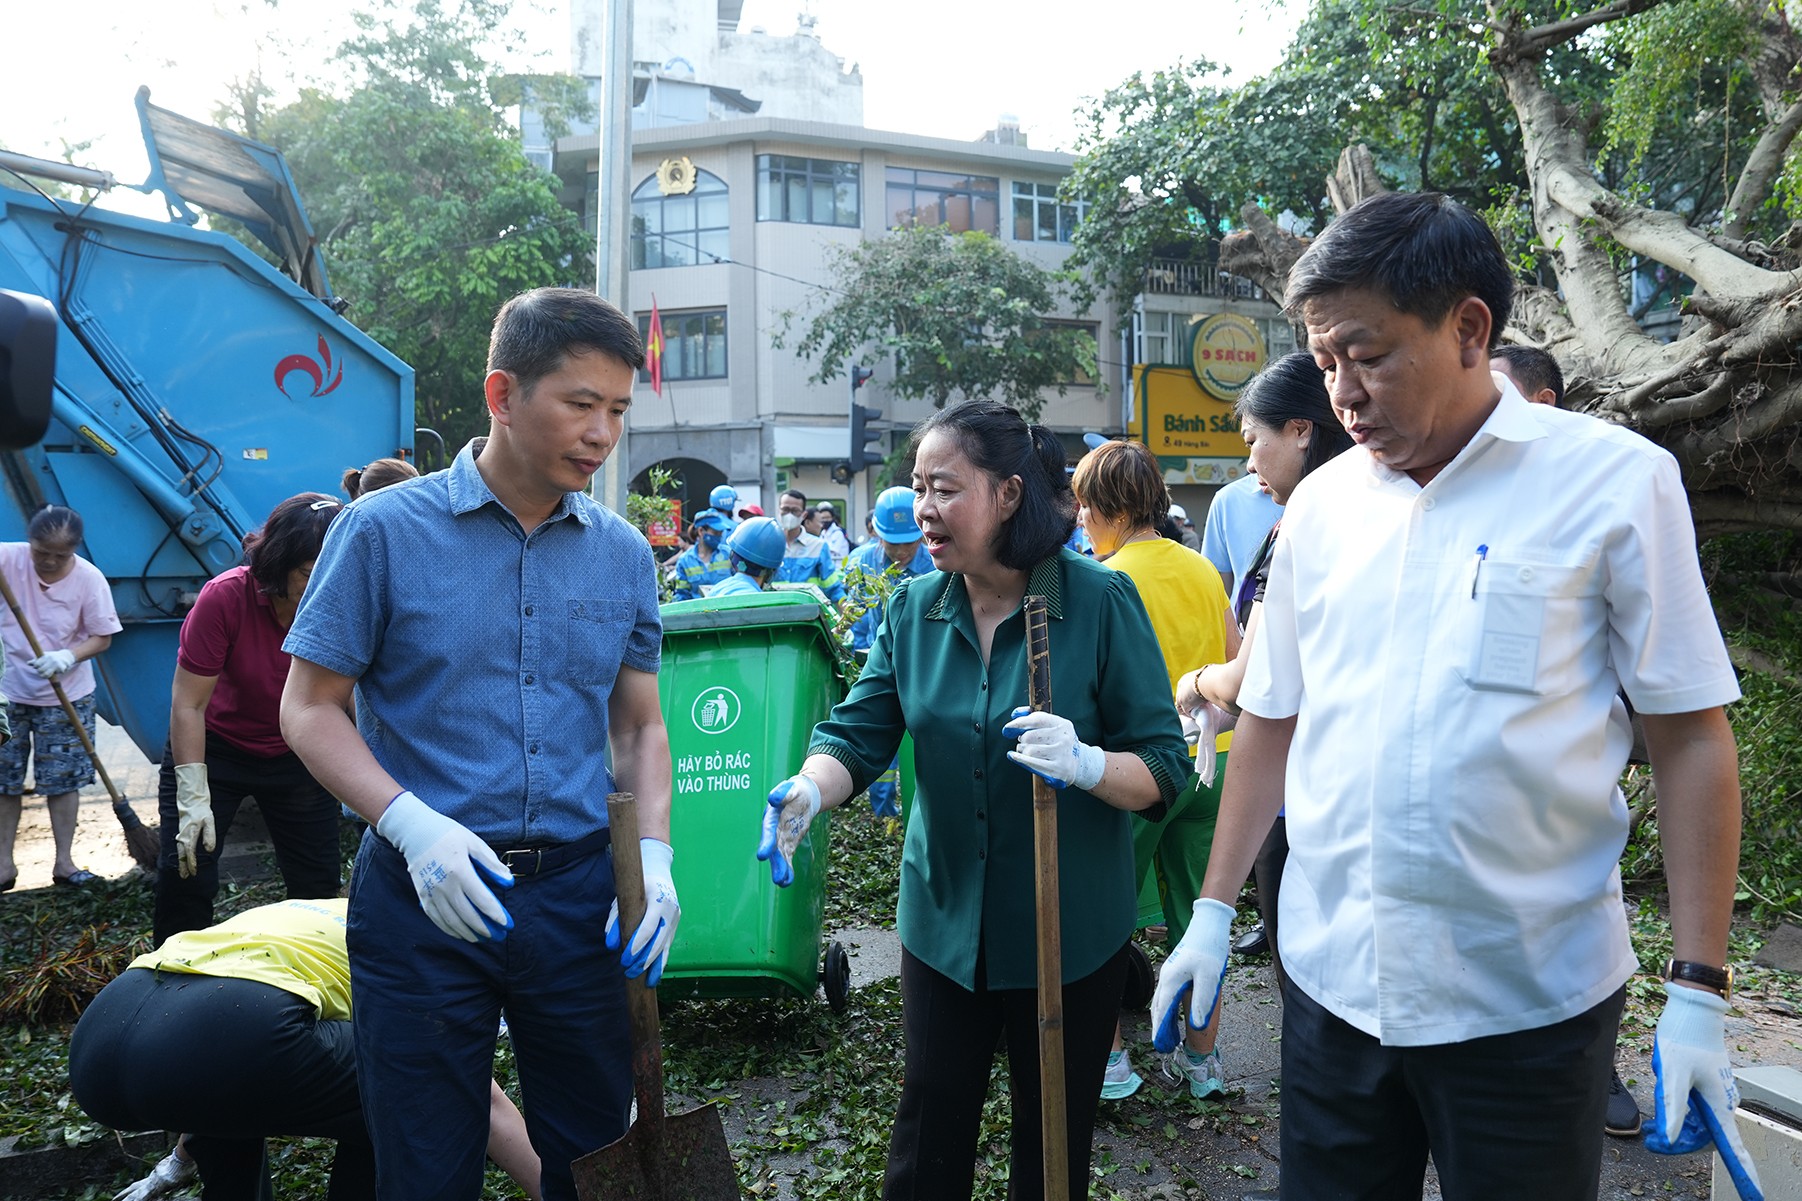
[668,511,735,600]
[281,287,676,1201]
[839,486,934,818]
[1152,191,1759,1201]
[756,400,1190,1200]
[707,516,786,597]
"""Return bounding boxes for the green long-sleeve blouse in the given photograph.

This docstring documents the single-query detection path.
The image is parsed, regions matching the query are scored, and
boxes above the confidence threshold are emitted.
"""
[810,548,1191,990]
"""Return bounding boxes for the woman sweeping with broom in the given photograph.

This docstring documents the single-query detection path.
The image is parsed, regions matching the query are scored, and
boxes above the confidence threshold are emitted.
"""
[755,401,1190,1200]
[0,504,122,891]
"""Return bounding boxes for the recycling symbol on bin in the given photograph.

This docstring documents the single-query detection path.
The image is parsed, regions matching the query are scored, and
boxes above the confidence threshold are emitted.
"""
[692,686,741,734]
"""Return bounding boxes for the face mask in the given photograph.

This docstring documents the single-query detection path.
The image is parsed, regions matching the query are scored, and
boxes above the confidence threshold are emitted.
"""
[700,532,721,550]
[777,512,803,531]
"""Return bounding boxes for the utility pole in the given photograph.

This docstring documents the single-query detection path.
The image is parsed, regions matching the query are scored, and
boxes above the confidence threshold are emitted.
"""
[595,0,633,512]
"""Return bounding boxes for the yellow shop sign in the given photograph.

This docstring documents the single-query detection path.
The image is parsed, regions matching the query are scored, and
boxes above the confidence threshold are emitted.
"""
[1189,313,1267,401]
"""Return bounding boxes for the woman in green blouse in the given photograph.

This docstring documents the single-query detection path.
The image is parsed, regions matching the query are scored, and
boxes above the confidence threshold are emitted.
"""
[756,401,1191,1200]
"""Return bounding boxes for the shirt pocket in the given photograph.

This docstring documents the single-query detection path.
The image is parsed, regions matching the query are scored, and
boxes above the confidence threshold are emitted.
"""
[1457,554,1604,697]
[564,598,634,685]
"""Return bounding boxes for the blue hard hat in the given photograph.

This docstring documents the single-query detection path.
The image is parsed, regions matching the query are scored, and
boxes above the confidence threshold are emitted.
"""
[709,484,739,512]
[872,487,922,543]
[726,516,786,570]
[691,511,730,532]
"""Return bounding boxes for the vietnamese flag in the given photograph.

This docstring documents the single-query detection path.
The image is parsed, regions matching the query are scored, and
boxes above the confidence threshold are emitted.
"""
[646,297,665,396]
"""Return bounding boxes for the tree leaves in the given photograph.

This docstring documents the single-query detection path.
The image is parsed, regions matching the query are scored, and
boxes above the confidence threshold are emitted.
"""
[778,227,1097,422]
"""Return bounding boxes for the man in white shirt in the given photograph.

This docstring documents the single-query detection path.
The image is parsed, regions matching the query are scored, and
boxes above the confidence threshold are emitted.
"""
[1152,191,1758,1201]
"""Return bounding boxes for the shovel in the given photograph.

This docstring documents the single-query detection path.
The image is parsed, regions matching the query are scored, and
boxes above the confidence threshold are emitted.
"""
[1025,595,1070,1201]
[0,568,160,870]
[571,791,738,1201]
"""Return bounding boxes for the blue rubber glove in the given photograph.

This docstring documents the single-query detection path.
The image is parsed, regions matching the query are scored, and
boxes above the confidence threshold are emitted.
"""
[1149,898,1234,1053]
[1646,982,1763,1200]
[1003,707,1105,791]
[756,774,821,887]
[376,791,514,943]
[606,837,681,986]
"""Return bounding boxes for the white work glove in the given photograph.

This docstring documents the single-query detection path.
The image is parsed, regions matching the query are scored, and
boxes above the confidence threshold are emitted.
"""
[113,1148,197,1201]
[1150,898,1235,1053]
[606,837,681,987]
[27,648,76,679]
[1003,707,1106,791]
[756,774,821,888]
[1181,702,1237,787]
[1646,982,1763,1201]
[173,763,216,879]
[376,791,514,943]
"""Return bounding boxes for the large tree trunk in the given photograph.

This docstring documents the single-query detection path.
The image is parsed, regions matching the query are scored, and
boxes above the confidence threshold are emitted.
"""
[1223,2,1802,536]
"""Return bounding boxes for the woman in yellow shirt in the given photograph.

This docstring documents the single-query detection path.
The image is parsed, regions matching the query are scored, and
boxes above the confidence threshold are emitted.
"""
[1073,438,1240,1100]
[70,899,539,1200]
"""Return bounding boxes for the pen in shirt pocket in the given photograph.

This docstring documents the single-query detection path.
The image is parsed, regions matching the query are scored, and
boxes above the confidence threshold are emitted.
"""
[1469,544,1488,599]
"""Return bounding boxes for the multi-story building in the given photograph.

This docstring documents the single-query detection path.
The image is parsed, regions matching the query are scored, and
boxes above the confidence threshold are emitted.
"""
[545,4,1294,529]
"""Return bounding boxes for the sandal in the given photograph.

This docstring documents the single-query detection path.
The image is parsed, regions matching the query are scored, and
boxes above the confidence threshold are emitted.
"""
[53,869,98,887]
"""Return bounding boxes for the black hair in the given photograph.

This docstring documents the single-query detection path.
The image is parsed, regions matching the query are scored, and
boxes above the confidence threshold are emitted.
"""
[342,456,419,500]
[486,288,645,393]
[1236,353,1356,479]
[27,504,82,546]
[243,493,343,599]
[1286,192,1513,349]
[908,400,1076,570]
[780,489,808,507]
[1490,345,1566,407]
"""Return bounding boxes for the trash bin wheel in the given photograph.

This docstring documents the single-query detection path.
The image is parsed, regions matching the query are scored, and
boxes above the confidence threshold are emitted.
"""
[1121,941,1154,1012]
[823,941,851,1015]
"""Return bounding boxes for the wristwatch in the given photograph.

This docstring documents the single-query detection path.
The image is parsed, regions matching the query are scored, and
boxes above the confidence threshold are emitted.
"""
[1664,958,1732,998]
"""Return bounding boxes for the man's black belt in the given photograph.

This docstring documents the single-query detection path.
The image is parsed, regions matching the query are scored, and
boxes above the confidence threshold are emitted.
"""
[489,826,611,877]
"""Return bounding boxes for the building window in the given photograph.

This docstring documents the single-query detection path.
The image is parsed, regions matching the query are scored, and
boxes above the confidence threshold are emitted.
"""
[638,309,728,380]
[1012,182,1084,243]
[631,170,729,269]
[756,156,859,226]
[885,168,1000,235]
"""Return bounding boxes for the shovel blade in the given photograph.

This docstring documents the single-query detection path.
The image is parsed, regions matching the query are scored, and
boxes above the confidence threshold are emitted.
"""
[571,1100,739,1201]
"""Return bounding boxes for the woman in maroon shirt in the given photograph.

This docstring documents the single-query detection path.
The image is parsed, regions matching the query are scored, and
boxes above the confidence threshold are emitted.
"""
[153,494,346,945]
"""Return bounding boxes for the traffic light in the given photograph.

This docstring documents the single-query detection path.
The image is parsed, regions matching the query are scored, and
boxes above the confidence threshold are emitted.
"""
[830,461,854,486]
[848,362,881,472]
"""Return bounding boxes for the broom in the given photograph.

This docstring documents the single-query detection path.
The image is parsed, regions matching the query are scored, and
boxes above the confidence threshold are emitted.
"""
[0,571,161,871]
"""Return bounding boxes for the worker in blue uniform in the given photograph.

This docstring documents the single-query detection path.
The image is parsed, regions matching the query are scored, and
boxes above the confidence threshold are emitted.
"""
[840,487,934,818]
[669,511,734,600]
[709,517,786,597]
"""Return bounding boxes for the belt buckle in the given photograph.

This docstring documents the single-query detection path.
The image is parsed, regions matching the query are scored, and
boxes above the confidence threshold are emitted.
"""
[501,847,544,875]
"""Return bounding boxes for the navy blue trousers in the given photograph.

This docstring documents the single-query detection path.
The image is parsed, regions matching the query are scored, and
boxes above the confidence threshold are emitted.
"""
[1277,977,1624,1200]
[347,829,630,1201]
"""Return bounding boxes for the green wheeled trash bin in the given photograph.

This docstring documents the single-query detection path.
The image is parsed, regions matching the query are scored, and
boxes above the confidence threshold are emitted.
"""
[654,592,854,1012]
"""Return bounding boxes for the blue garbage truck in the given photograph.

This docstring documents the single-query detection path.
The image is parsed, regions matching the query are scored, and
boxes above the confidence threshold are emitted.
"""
[0,89,414,762]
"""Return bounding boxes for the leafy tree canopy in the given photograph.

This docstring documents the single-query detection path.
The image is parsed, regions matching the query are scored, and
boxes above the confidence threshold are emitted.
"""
[778,226,1097,422]
[217,0,594,448]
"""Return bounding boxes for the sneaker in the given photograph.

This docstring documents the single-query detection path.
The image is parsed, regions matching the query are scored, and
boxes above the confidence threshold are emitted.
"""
[1101,1050,1143,1100]
[1162,1046,1225,1099]
[1604,1067,1642,1138]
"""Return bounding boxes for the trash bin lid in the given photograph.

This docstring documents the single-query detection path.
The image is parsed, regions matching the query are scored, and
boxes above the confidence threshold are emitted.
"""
[660,590,829,634]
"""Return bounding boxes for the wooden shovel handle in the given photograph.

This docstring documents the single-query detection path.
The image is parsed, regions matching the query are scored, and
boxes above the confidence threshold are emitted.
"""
[606,792,667,1134]
[0,567,123,805]
[1024,596,1069,1201]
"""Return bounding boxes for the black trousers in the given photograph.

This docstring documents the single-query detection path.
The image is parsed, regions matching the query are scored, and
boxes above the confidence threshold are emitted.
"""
[154,733,341,946]
[1277,976,1625,1201]
[69,969,371,1201]
[884,942,1128,1201]
[1253,816,1289,990]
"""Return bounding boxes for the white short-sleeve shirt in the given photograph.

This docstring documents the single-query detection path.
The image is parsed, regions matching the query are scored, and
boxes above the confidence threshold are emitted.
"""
[1239,376,1739,1046]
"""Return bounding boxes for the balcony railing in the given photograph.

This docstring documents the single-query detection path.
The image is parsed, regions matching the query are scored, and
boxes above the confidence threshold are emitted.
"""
[1141,258,1265,301]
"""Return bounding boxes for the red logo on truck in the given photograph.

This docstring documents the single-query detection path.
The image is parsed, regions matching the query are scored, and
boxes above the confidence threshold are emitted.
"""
[274,336,345,399]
